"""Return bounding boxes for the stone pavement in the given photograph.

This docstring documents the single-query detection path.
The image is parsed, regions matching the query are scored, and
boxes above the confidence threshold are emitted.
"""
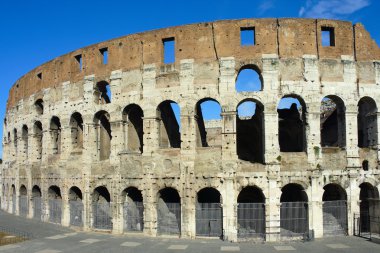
[0,211,379,253]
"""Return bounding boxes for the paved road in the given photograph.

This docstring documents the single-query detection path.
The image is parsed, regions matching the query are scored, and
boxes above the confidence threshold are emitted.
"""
[0,211,379,253]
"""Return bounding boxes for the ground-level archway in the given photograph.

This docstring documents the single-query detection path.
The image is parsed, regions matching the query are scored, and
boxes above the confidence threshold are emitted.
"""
[237,186,265,239]
[196,187,223,238]
[69,186,83,227]
[19,185,28,217]
[122,187,144,232]
[48,186,62,224]
[157,187,181,235]
[280,183,309,238]
[359,183,380,233]
[322,184,348,236]
[32,185,42,220]
[92,186,112,230]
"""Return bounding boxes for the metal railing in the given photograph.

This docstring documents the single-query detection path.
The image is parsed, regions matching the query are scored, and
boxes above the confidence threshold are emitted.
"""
[0,225,31,246]
[354,213,380,240]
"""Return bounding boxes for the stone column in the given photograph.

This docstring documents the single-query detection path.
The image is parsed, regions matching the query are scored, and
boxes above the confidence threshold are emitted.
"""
[61,190,70,227]
[345,107,360,170]
[347,173,360,236]
[262,54,280,92]
[309,173,323,238]
[109,120,123,166]
[222,178,237,241]
[221,111,238,160]
[263,107,280,163]
[110,70,122,104]
[219,57,235,93]
[265,174,281,242]
[83,180,91,231]
[306,108,321,166]
[142,117,159,155]
[59,122,71,161]
[143,180,157,236]
[112,195,123,234]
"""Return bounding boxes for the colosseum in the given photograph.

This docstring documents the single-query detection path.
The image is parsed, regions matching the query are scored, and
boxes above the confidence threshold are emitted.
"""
[1,18,380,242]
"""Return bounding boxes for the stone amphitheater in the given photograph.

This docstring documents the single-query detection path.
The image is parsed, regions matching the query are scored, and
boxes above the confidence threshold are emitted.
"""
[1,18,380,242]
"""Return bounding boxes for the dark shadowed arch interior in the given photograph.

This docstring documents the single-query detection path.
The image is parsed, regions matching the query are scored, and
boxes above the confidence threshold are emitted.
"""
[359,183,379,232]
[19,185,28,217]
[280,184,308,202]
[321,96,346,148]
[237,100,264,163]
[123,104,144,153]
[93,186,112,230]
[22,125,28,158]
[358,97,378,148]
[157,187,181,235]
[70,112,83,150]
[322,184,347,201]
[278,95,306,152]
[35,99,44,115]
[34,121,43,159]
[123,187,144,232]
[50,116,61,154]
[94,111,112,160]
[96,81,111,104]
[69,186,83,227]
[237,186,265,203]
[69,186,83,201]
[48,185,62,224]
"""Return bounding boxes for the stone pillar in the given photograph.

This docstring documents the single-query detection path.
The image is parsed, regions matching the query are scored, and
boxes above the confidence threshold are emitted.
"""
[303,55,319,86]
[345,108,361,169]
[112,195,123,234]
[222,178,237,241]
[265,173,281,242]
[309,173,323,238]
[61,191,70,227]
[263,108,280,163]
[347,173,360,235]
[306,108,321,166]
[59,121,71,161]
[27,191,33,219]
[143,181,157,236]
[142,117,159,155]
[181,164,196,238]
[110,70,122,103]
[83,75,95,104]
[180,59,195,93]
[109,120,123,166]
[262,54,280,92]
[219,57,235,93]
[221,111,238,160]
[83,181,91,231]
[376,112,380,161]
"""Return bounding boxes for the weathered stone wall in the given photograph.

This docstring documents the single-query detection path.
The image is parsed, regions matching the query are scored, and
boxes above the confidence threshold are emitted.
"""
[1,18,380,242]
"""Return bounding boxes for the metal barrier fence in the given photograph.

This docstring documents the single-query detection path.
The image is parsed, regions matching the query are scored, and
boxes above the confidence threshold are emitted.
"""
[280,202,308,239]
[33,197,42,220]
[322,200,347,236]
[157,202,181,235]
[123,201,144,232]
[196,203,223,237]
[93,202,112,230]
[19,196,28,217]
[0,224,31,245]
[354,213,380,239]
[237,203,265,239]
[69,200,83,227]
[49,199,62,224]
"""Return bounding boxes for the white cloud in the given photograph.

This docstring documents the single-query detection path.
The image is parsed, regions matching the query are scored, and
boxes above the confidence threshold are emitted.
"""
[258,0,274,14]
[299,0,370,19]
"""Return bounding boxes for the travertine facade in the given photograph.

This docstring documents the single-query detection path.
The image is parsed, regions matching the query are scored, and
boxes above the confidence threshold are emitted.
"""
[1,18,380,242]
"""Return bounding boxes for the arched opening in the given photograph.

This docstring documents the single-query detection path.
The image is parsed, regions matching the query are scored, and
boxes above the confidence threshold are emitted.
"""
[96,81,111,104]
[94,111,112,160]
[362,160,369,171]
[70,112,83,151]
[321,96,346,147]
[122,104,144,153]
[280,184,309,238]
[34,121,43,159]
[11,185,16,214]
[359,183,380,233]
[92,186,112,230]
[19,185,28,217]
[35,99,44,115]
[50,116,61,154]
[322,184,348,236]
[235,66,263,92]
[237,186,265,239]
[32,185,42,220]
[69,186,83,227]
[157,187,181,235]
[278,96,306,152]
[237,100,264,163]
[157,101,181,148]
[358,97,377,148]
[48,186,62,224]
[13,129,17,155]
[22,125,28,159]
[195,98,222,147]
[196,187,222,237]
[122,187,144,232]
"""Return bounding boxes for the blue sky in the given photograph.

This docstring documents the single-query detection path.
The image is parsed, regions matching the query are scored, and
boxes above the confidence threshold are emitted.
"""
[0,0,379,158]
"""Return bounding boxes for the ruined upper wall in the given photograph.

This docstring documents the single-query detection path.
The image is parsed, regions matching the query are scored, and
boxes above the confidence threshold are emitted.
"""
[6,18,380,109]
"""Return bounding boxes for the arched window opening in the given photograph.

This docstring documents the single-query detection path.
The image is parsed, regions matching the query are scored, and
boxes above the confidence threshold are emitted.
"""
[196,187,223,237]
[157,101,181,148]
[359,183,380,233]
[122,105,144,153]
[50,116,61,154]
[34,121,43,159]
[195,99,222,147]
[358,97,377,148]
[69,186,83,227]
[157,187,181,235]
[122,187,144,232]
[93,186,112,230]
[237,100,264,163]
[22,125,28,158]
[322,184,348,236]
[32,185,42,220]
[280,184,309,238]
[278,96,306,152]
[96,81,111,104]
[11,185,16,214]
[237,186,265,239]
[70,113,83,151]
[13,128,18,155]
[19,185,28,217]
[48,186,62,224]
[94,111,112,160]
[235,67,263,92]
[35,99,44,115]
[321,96,346,147]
